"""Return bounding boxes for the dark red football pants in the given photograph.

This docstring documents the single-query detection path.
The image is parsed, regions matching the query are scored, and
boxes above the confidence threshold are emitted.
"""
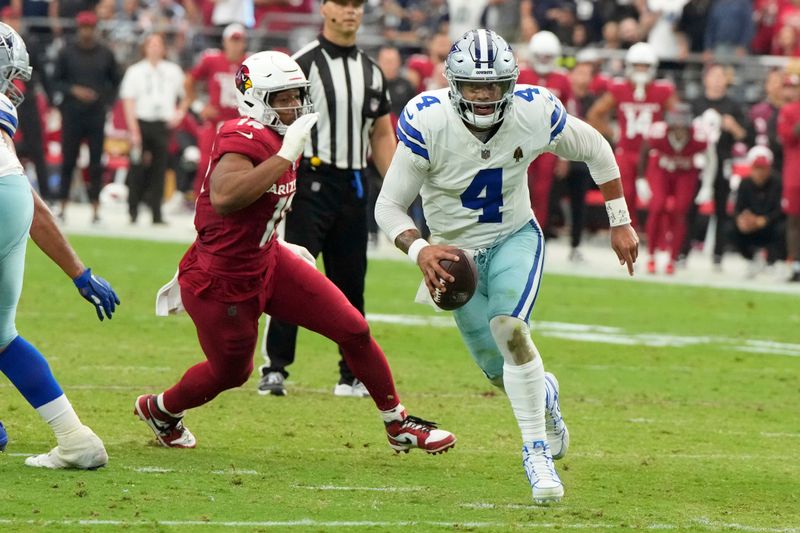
[616,149,641,229]
[646,169,697,260]
[162,244,400,413]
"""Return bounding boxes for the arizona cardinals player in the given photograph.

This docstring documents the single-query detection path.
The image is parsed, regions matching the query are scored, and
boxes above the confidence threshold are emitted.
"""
[587,42,677,228]
[642,104,707,274]
[518,31,573,232]
[134,51,456,456]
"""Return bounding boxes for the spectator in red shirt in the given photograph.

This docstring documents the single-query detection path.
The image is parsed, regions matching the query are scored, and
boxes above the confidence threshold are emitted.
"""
[180,23,249,199]
[405,32,451,93]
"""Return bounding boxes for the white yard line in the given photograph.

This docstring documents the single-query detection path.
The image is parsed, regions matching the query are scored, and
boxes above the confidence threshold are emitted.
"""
[293,484,423,492]
[0,518,795,531]
[366,314,800,358]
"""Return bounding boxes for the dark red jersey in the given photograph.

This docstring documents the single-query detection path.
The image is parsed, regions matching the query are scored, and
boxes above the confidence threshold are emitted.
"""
[180,117,296,301]
[190,50,244,123]
[609,78,675,152]
[647,121,707,178]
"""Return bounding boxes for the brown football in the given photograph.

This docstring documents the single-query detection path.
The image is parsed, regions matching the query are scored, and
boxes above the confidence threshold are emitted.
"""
[432,249,478,311]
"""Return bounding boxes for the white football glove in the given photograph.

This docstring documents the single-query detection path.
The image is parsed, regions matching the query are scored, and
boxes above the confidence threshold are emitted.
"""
[277,112,319,163]
[278,239,316,268]
[635,177,652,204]
[695,185,713,205]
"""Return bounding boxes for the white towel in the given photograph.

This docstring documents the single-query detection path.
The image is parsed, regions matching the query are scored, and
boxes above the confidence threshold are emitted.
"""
[155,269,184,316]
[414,280,443,312]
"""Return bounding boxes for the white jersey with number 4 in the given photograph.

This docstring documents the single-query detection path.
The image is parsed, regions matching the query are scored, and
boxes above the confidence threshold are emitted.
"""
[395,86,566,249]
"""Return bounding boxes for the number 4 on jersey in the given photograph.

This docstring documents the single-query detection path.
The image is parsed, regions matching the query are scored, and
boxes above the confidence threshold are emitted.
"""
[460,168,503,223]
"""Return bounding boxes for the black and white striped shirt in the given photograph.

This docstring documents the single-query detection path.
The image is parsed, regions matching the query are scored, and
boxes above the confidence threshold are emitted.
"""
[293,35,391,171]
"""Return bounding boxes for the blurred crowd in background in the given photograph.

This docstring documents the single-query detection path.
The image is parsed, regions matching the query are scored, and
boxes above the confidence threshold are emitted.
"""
[2,0,800,282]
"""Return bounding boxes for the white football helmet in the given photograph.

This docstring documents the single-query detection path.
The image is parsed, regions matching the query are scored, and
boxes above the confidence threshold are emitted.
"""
[445,29,519,129]
[235,51,312,134]
[528,31,562,75]
[0,22,32,107]
[625,42,658,87]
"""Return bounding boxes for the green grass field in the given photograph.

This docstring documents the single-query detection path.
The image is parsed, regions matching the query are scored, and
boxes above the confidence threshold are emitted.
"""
[1,235,799,531]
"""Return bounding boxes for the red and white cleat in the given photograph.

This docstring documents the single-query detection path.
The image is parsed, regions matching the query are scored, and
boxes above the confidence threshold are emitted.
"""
[385,413,456,455]
[134,394,196,449]
[665,261,676,275]
[647,258,656,275]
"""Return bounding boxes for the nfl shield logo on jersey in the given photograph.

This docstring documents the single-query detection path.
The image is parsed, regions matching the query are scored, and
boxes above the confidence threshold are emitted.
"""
[481,149,490,160]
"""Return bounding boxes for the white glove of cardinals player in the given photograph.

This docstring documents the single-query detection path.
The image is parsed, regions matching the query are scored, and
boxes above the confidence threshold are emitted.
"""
[277,112,319,162]
[695,185,713,205]
[635,177,652,204]
[278,240,316,268]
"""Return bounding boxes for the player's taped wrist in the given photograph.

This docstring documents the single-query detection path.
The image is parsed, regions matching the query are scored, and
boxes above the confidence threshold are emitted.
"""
[407,238,428,264]
[605,197,631,227]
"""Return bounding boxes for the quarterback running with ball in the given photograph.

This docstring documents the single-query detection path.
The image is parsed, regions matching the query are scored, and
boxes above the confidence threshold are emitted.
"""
[375,29,638,503]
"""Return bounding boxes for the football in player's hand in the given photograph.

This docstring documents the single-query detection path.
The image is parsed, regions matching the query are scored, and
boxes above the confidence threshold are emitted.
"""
[433,249,478,311]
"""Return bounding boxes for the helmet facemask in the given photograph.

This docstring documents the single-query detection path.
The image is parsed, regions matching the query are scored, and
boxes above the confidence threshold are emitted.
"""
[445,29,520,130]
[236,62,313,135]
[446,74,517,129]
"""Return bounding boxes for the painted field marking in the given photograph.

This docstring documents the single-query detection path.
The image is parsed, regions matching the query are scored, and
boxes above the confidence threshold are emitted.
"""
[0,518,795,531]
[293,484,423,492]
[367,314,800,357]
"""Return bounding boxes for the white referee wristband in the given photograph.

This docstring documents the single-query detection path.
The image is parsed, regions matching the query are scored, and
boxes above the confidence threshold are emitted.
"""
[605,197,631,227]
[407,238,428,264]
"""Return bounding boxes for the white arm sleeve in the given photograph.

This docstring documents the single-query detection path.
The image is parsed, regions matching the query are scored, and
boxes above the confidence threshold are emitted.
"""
[549,116,620,185]
[375,146,426,243]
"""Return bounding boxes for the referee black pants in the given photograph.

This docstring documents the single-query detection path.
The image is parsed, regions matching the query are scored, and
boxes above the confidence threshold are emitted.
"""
[128,120,169,223]
[265,161,368,383]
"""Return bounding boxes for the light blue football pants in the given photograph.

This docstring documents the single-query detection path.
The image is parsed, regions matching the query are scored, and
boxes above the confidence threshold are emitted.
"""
[453,220,545,382]
[0,174,34,349]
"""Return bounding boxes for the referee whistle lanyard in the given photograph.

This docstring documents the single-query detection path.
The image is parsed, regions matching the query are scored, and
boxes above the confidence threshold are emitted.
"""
[352,170,364,199]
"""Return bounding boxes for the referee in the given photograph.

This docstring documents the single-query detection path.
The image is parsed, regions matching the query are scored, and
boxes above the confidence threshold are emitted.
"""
[258,0,396,397]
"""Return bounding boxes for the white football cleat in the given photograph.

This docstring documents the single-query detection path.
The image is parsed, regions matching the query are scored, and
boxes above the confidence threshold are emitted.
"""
[333,378,370,398]
[25,425,108,470]
[522,440,563,503]
[544,371,569,460]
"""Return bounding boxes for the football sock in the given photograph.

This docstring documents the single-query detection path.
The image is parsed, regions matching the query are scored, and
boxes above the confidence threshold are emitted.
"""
[380,403,406,424]
[36,395,83,442]
[340,336,400,412]
[156,393,183,418]
[0,336,64,409]
[503,359,546,443]
[489,316,547,443]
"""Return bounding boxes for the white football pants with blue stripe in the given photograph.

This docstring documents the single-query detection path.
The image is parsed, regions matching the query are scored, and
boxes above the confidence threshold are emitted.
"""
[0,173,33,347]
[453,220,545,383]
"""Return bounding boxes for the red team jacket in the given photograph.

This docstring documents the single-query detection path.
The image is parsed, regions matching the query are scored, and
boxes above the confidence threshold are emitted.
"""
[179,118,297,301]
[608,79,675,153]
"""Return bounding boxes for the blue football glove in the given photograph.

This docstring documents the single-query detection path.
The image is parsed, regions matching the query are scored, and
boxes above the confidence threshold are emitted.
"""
[73,268,120,321]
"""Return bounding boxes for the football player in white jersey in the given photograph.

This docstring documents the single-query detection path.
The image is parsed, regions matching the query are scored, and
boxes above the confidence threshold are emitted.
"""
[376,29,638,503]
[0,22,119,469]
